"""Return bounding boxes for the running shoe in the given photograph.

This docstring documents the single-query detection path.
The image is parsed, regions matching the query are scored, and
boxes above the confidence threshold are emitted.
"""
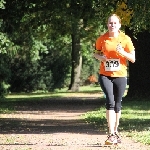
[105,134,118,145]
[115,132,121,144]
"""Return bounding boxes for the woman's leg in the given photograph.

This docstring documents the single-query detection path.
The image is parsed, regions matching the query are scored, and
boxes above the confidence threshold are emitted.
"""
[113,77,127,133]
[114,111,121,133]
[99,75,115,134]
[106,110,116,134]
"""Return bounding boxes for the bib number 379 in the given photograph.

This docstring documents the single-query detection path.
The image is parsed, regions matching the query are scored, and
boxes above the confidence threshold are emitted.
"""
[104,59,120,71]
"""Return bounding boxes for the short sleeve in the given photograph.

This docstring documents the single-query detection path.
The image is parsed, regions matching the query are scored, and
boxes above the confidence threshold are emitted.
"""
[95,36,103,50]
[125,36,135,53]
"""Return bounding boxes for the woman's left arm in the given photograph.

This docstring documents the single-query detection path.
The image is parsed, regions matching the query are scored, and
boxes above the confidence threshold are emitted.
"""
[120,50,135,63]
[116,44,135,63]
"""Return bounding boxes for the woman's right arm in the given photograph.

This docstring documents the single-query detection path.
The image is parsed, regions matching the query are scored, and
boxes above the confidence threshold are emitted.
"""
[93,53,107,62]
[94,36,107,62]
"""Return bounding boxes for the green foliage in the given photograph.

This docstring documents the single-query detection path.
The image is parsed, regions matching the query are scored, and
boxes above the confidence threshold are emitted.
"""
[9,34,71,92]
[0,34,18,97]
[127,0,150,32]
[0,0,113,94]
[81,58,99,85]
[0,54,11,98]
[45,35,72,89]
[0,32,18,56]
[30,38,48,61]
[9,58,54,92]
[0,82,10,99]
[0,0,5,9]
[0,0,149,95]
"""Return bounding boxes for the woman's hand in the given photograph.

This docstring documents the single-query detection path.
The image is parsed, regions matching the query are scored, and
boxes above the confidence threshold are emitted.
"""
[116,43,135,63]
[116,43,125,56]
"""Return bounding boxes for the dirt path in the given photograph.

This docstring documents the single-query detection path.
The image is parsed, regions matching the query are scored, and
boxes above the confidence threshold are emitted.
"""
[0,95,150,150]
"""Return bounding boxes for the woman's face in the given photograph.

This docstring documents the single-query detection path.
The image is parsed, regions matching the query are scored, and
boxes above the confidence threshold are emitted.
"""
[107,16,121,33]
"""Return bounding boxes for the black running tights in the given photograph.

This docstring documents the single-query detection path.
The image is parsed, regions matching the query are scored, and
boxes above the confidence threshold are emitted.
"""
[99,75,127,113]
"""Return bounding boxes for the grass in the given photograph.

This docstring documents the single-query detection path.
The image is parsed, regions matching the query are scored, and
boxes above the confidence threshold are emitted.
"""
[5,85,102,100]
[83,98,150,145]
[0,85,150,145]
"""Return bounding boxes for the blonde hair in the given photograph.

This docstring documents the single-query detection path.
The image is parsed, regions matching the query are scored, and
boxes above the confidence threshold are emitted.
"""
[108,14,121,24]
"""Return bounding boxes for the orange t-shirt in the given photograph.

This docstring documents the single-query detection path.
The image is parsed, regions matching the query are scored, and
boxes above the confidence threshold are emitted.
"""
[95,31,135,77]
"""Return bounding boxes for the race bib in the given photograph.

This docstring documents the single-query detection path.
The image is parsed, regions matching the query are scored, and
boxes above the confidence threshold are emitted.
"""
[104,59,120,71]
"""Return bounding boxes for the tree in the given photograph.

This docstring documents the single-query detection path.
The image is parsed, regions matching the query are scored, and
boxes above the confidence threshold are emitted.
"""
[3,0,150,96]
[113,0,150,98]
[124,1,150,98]
[125,29,150,98]
[53,0,116,91]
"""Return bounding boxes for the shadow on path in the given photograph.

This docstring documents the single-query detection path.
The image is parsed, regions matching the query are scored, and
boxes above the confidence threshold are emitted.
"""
[0,97,106,135]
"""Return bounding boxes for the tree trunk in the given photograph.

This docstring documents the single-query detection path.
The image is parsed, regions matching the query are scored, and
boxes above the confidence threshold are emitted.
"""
[68,30,82,92]
[125,27,150,98]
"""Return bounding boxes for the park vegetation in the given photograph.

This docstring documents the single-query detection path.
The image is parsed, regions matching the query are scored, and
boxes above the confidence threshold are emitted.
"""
[0,0,150,98]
